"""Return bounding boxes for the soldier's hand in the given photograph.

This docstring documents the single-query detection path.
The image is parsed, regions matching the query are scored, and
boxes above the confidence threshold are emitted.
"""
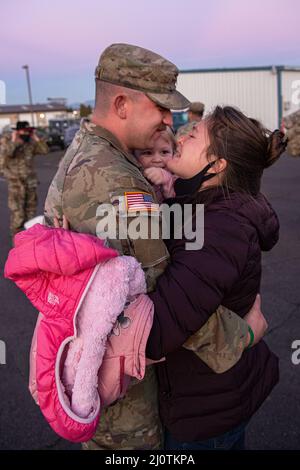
[53,215,70,230]
[31,130,40,142]
[12,131,18,143]
[244,294,268,347]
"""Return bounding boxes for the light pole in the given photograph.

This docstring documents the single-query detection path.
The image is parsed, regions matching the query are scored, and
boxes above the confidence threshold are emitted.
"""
[22,65,35,126]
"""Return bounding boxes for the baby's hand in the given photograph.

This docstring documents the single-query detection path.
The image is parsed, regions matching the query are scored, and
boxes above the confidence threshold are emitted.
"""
[144,167,167,186]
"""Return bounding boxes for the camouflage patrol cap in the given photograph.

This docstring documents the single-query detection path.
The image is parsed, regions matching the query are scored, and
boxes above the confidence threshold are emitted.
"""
[95,43,190,111]
[189,102,205,115]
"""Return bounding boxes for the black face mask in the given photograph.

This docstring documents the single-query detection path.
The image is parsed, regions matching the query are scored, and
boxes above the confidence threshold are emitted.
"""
[174,161,217,197]
[20,134,31,144]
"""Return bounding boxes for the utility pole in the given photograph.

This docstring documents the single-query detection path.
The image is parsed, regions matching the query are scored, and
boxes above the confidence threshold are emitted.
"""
[22,65,35,126]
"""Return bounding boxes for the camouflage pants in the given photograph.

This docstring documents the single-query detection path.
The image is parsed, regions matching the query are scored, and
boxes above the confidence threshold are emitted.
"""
[82,366,163,450]
[7,177,38,236]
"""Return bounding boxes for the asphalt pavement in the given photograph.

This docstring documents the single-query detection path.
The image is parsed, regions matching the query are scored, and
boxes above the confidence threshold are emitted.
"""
[0,149,299,450]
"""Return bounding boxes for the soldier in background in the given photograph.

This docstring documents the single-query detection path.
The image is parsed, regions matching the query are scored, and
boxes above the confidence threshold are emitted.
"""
[283,109,300,156]
[188,101,205,122]
[44,44,263,450]
[176,101,205,139]
[0,121,48,237]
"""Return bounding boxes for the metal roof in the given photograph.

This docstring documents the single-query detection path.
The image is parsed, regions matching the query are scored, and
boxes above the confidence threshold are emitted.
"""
[179,65,300,74]
[0,102,68,115]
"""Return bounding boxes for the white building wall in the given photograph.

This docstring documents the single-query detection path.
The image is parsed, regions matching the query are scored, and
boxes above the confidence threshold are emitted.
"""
[177,70,278,129]
[0,118,10,131]
[281,70,300,118]
[0,81,6,105]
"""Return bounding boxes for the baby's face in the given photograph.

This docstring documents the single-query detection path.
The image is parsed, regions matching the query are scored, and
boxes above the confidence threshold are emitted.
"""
[136,135,174,169]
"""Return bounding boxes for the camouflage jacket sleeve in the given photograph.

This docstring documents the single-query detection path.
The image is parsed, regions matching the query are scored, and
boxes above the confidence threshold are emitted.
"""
[0,141,7,172]
[0,140,18,159]
[183,307,249,373]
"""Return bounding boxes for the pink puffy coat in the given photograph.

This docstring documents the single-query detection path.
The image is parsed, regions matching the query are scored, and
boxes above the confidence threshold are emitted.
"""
[4,225,154,442]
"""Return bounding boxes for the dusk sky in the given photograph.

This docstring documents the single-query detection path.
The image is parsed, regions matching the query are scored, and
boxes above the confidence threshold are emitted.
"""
[1,0,300,105]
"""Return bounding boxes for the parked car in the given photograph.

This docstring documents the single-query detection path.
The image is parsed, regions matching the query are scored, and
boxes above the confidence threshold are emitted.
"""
[47,127,65,150]
[48,118,80,133]
[64,124,80,147]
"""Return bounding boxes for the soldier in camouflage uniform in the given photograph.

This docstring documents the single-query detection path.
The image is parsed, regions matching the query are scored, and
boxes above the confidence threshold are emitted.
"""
[44,44,257,450]
[176,102,205,139]
[283,109,300,156]
[0,121,48,236]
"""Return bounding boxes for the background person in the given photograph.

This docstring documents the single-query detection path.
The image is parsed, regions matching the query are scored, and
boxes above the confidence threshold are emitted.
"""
[176,101,205,139]
[188,101,205,122]
[0,121,48,237]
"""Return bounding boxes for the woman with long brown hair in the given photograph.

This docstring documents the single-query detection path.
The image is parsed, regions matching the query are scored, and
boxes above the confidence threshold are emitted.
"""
[145,106,287,450]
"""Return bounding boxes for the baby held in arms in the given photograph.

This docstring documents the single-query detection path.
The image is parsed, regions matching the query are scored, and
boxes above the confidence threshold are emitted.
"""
[134,127,177,202]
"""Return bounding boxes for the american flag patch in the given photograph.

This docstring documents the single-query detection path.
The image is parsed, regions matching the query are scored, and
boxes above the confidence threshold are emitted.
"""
[125,192,159,213]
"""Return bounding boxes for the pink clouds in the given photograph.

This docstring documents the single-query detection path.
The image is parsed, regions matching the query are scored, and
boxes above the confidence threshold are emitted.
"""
[1,0,299,104]
[168,0,300,67]
[207,0,288,47]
